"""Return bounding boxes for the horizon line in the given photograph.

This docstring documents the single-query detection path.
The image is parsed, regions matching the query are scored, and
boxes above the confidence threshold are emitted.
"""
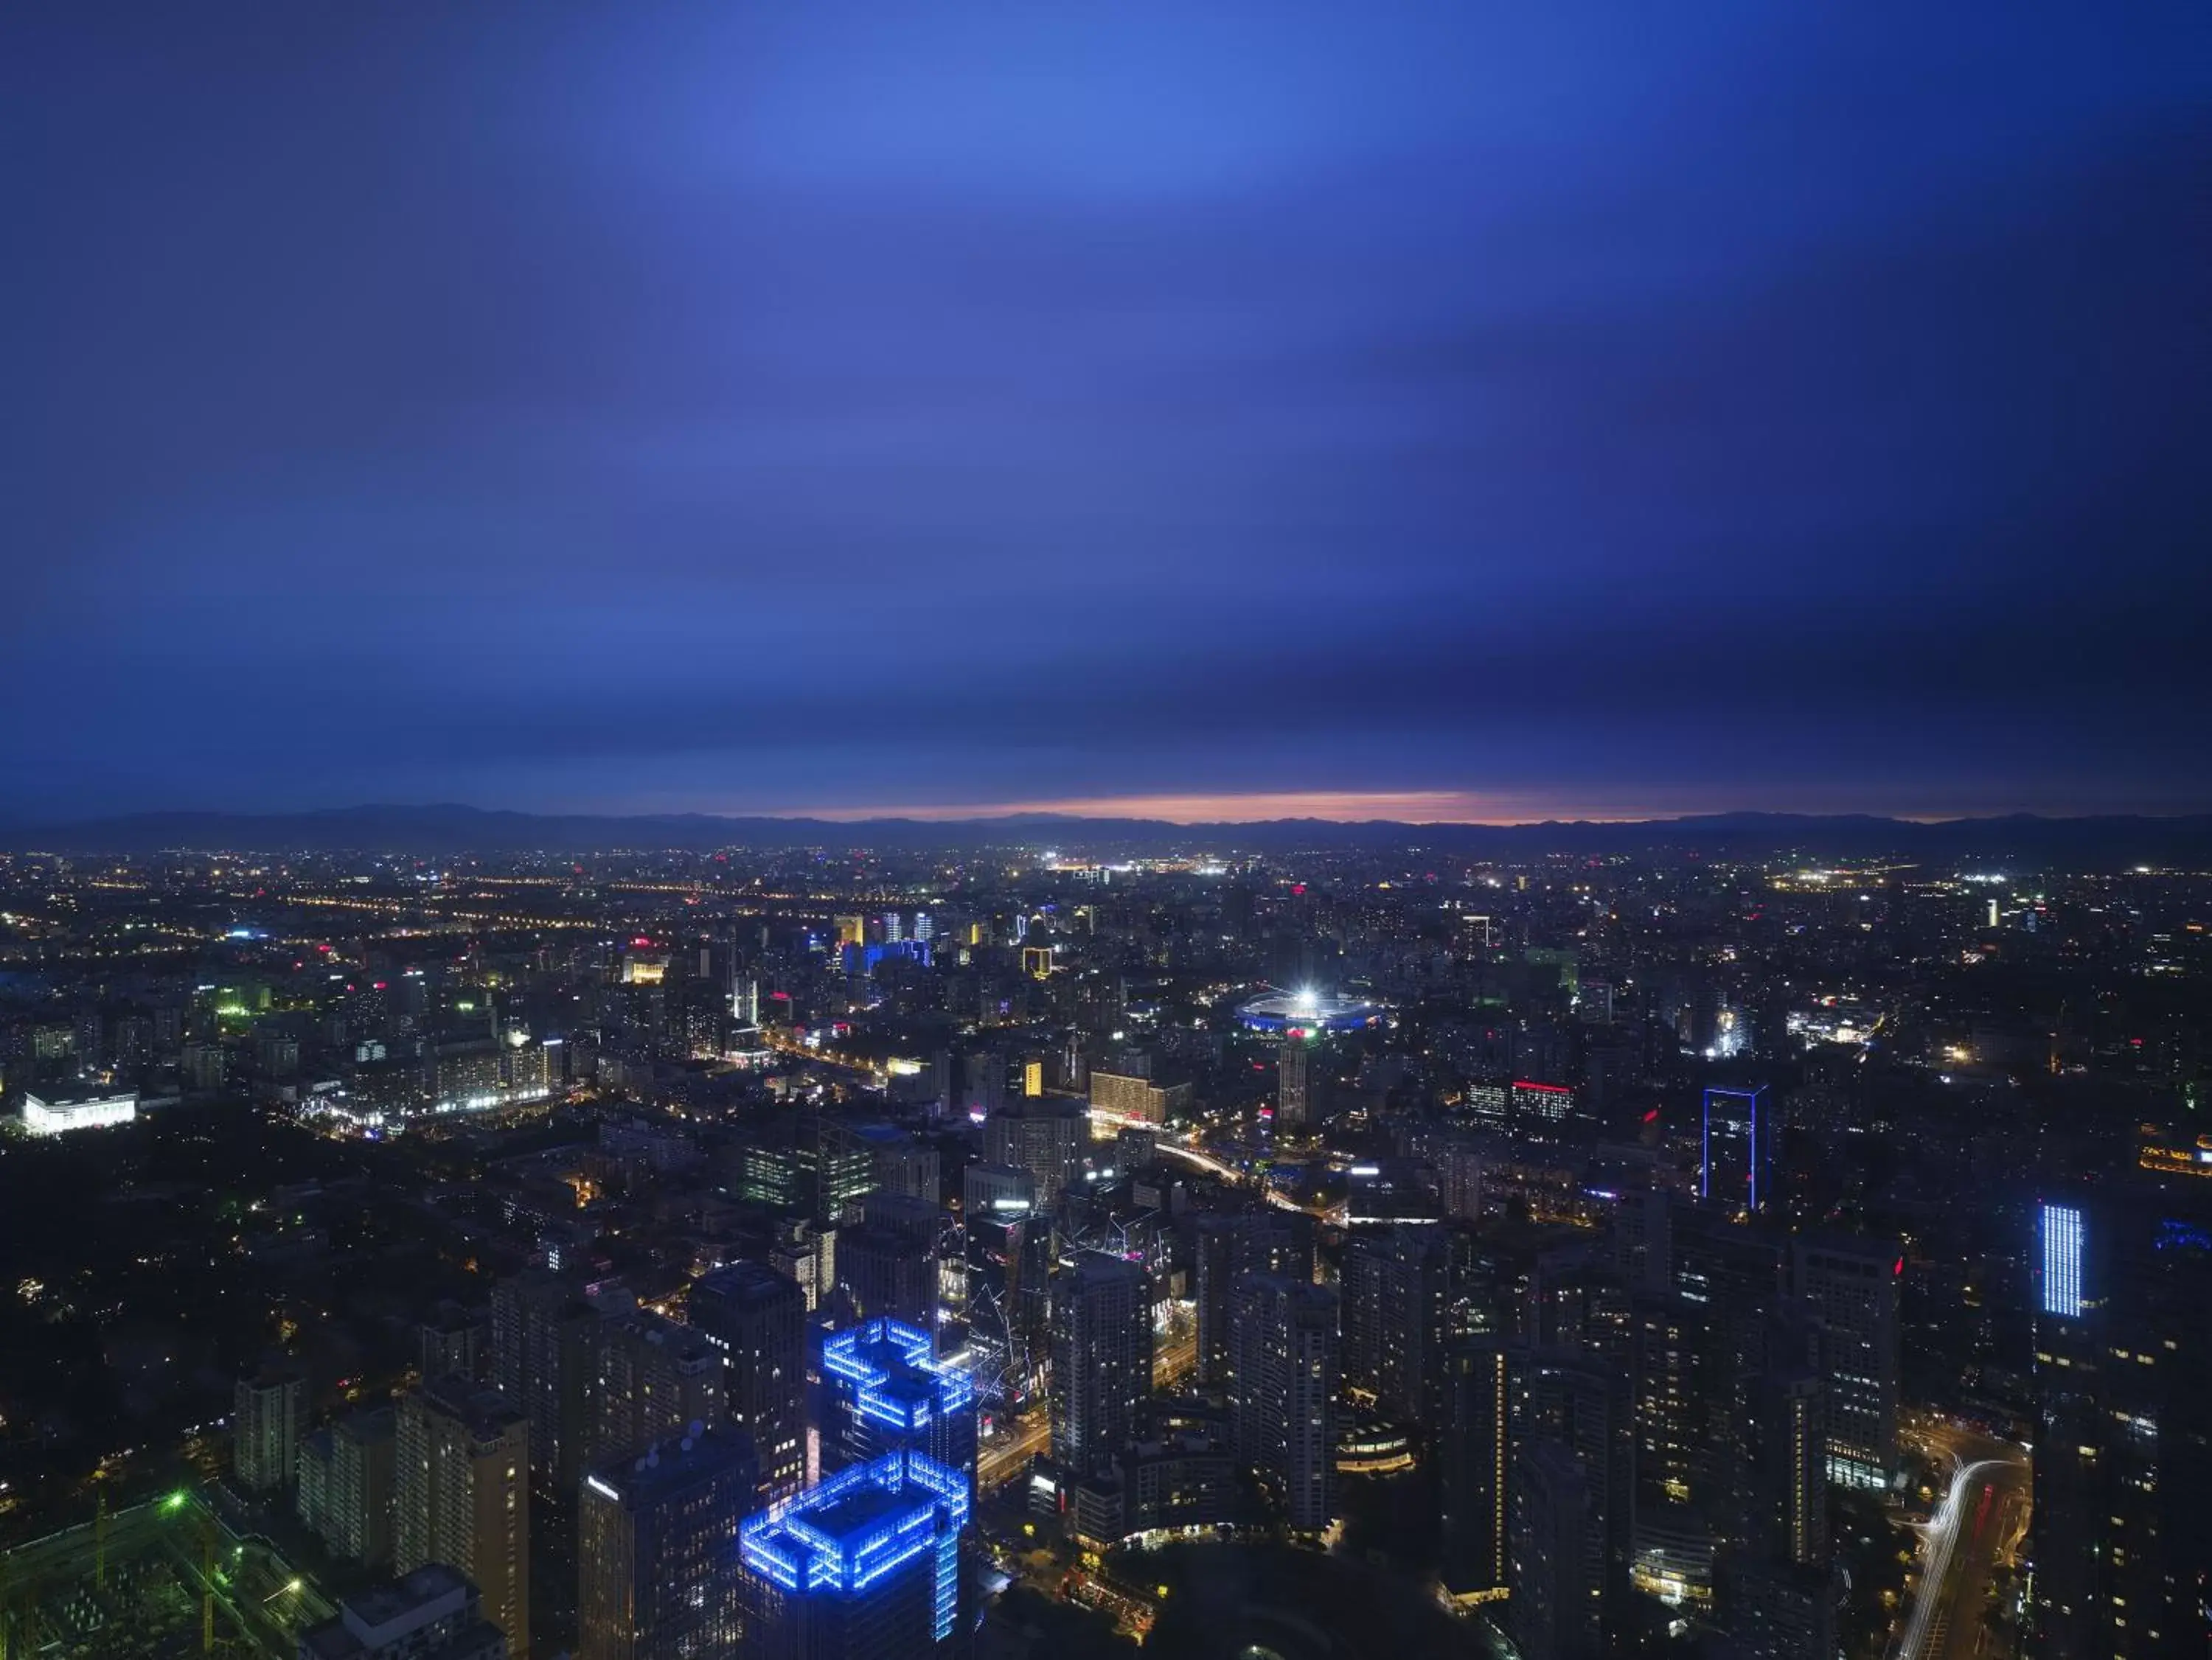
[38,790,2210,829]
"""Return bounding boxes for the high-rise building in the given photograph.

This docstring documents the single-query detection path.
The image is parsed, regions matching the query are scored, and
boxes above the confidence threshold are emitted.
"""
[734,1117,876,1224]
[961,1162,1036,1221]
[1517,1347,1634,1650]
[1439,1334,1515,1600]
[819,1318,977,1478]
[2027,1193,2212,1660]
[584,1310,722,1473]
[737,1450,971,1660]
[1194,1211,1311,1389]
[1050,1253,1152,1475]
[1340,1224,1449,1428]
[297,1406,397,1566]
[1700,1086,1771,1214]
[418,1303,487,1384]
[490,1269,602,1498]
[1510,1437,1603,1660]
[859,1129,938,1204]
[962,1208,1052,1412]
[1787,1230,1900,1489]
[234,1365,306,1492]
[1228,1274,1338,1534]
[688,1262,808,1504]
[984,1099,1088,1211]
[394,1377,530,1656]
[297,1564,505,1660]
[835,1221,937,1329]
[1088,1071,1192,1131]
[1513,1432,1601,1660]
[1276,1038,1310,1129]
[578,1426,758,1660]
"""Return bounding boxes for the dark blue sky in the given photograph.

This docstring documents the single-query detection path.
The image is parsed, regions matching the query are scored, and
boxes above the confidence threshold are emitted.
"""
[6,4,2208,823]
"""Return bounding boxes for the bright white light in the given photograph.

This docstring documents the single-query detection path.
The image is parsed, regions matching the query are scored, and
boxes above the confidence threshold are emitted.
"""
[2041,1204,2084,1318]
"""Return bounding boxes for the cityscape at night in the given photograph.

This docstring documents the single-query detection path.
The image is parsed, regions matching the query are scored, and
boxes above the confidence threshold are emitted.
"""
[3,5,2209,1660]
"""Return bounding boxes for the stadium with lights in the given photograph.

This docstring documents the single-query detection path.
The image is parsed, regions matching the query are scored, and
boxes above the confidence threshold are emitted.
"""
[1234,986,1384,1036]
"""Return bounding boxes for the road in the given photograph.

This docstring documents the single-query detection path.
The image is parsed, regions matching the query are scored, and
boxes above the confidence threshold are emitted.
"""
[978,1406,1051,1493]
[1896,1431,2029,1660]
[1152,1136,1343,1221]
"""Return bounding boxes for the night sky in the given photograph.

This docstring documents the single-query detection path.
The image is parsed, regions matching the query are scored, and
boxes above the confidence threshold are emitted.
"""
[6,4,2208,823]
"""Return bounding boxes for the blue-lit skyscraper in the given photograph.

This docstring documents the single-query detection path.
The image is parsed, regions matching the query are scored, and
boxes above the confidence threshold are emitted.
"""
[2039,1202,2084,1318]
[1700,1085,1770,1213]
[819,1318,977,1479]
[738,1450,971,1660]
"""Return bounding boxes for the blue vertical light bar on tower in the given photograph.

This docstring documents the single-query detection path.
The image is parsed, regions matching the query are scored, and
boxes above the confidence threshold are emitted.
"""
[2040,1203,2084,1317]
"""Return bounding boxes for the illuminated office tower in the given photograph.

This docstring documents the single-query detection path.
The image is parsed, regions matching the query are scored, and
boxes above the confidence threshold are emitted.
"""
[2027,1194,2212,1660]
[1228,1274,1338,1534]
[1276,1036,1310,1129]
[1787,1230,1899,1489]
[1700,1086,1770,1213]
[1050,1253,1152,1476]
[1439,1334,1516,1600]
[819,1318,977,1479]
[737,1451,971,1660]
[394,1378,530,1656]
[578,1426,757,1660]
[689,1262,808,1504]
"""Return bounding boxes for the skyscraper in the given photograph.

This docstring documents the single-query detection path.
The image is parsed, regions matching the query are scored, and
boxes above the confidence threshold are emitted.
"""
[394,1377,531,1656]
[1228,1274,1338,1534]
[578,1426,758,1660]
[737,1450,971,1660]
[1194,1210,1311,1389]
[297,1405,397,1566]
[1340,1224,1449,1428]
[984,1099,1088,1213]
[1276,1036,1310,1129]
[1517,1347,1634,1650]
[1509,1437,1603,1660]
[583,1309,723,1474]
[1700,1086,1771,1213]
[835,1211,939,1330]
[490,1268,602,1499]
[1787,1229,1900,1489]
[1050,1253,1152,1476]
[2026,1193,2212,1660]
[233,1364,305,1492]
[1439,1334,1515,1600]
[688,1262,808,1504]
[818,1317,978,1479]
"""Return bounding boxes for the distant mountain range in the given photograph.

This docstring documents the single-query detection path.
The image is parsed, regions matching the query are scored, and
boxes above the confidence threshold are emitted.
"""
[6,803,2212,865]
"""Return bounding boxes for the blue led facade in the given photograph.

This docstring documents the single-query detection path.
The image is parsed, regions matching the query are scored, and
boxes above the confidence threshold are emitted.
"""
[2041,1203,2084,1318]
[739,1449,970,1646]
[821,1318,978,1476]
